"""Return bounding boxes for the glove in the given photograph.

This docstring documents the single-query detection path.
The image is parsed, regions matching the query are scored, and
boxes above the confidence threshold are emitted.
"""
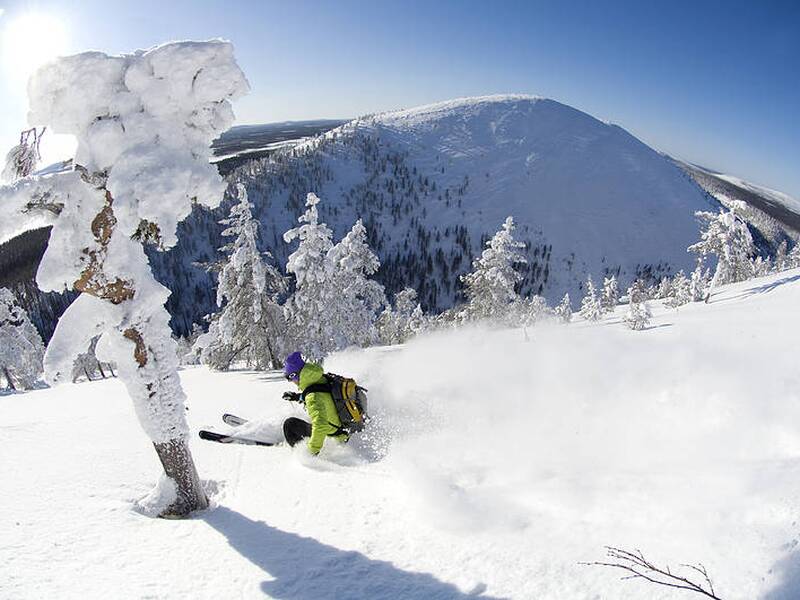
[282,391,301,403]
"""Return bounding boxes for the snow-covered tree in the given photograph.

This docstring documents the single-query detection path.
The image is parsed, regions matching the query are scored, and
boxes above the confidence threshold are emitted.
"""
[688,201,755,302]
[327,219,386,348]
[0,41,249,516]
[283,193,337,360]
[71,335,116,382]
[655,276,673,300]
[623,284,652,331]
[579,275,602,321]
[664,271,691,309]
[554,293,572,324]
[774,240,789,272]
[460,216,526,323]
[627,279,649,304]
[751,255,772,278]
[377,287,424,345]
[517,295,550,327]
[0,288,44,390]
[205,185,286,370]
[689,262,710,302]
[176,324,204,366]
[789,243,800,268]
[600,276,619,313]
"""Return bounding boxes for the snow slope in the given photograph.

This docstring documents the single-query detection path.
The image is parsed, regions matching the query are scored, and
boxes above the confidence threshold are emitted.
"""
[2,270,800,599]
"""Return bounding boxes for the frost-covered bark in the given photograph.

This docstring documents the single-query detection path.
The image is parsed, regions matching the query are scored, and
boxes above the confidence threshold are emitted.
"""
[327,219,386,348]
[7,40,249,517]
[0,288,44,390]
[460,216,526,323]
[283,193,338,361]
[203,185,286,370]
[688,201,755,302]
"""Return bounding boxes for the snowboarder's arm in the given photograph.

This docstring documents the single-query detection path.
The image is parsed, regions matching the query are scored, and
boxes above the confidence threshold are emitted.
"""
[304,393,326,455]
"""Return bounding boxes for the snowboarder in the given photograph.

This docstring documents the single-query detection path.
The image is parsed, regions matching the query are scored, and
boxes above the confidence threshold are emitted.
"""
[281,352,350,455]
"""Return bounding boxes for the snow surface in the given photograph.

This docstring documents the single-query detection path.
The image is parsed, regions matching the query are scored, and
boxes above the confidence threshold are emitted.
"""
[2,270,800,599]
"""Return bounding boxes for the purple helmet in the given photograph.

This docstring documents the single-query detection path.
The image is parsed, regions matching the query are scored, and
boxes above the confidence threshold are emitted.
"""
[284,352,305,381]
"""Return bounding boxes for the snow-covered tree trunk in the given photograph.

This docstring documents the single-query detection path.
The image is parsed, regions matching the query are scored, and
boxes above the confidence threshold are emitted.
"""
[68,189,207,516]
[4,41,249,517]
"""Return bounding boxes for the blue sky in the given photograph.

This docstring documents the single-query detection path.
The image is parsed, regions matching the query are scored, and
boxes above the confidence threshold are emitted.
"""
[1,0,798,196]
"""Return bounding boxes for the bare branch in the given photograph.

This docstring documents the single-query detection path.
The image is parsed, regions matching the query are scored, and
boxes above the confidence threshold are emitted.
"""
[580,546,723,599]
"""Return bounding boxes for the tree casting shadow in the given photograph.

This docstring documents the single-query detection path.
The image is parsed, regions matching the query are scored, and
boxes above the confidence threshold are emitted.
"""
[203,506,504,599]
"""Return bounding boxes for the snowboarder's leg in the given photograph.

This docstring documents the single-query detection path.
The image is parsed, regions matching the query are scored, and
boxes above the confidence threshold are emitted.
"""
[283,417,312,447]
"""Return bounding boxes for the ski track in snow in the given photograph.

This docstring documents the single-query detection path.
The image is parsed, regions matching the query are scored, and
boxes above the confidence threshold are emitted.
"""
[2,270,800,599]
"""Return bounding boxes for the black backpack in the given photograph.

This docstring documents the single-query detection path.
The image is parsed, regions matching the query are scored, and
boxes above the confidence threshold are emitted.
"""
[301,373,368,434]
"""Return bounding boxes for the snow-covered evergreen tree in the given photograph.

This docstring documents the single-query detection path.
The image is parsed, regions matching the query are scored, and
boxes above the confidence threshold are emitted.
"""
[327,219,386,348]
[789,243,800,268]
[378,287,424,344]
[774,240,789,272]
[688,201,755,301]
[689,262,710,302]
[205,185,286,370]
[623,284,652,330]
[0,41,248,516]
[517,295,550,328]
[600,276,619,313]
[283,193,337,360]
[554,293,572,324]
[664,271,692,309]
[579,275,602,321]
[460,216,526,323]
[627,278,649,304]
[0,288,44,390]
[751,255,772,278]
[656,276,673,300]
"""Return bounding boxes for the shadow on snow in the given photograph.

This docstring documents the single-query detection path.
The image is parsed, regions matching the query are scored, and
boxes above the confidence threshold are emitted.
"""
[203,506,504,599]
[763,549,800,600]
[713,273,800,303]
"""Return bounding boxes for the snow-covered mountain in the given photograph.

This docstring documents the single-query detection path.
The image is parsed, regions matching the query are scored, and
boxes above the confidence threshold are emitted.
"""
[167,94,720,321]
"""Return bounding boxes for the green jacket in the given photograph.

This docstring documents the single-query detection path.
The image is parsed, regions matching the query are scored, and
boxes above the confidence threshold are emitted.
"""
[298,362,347,454]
